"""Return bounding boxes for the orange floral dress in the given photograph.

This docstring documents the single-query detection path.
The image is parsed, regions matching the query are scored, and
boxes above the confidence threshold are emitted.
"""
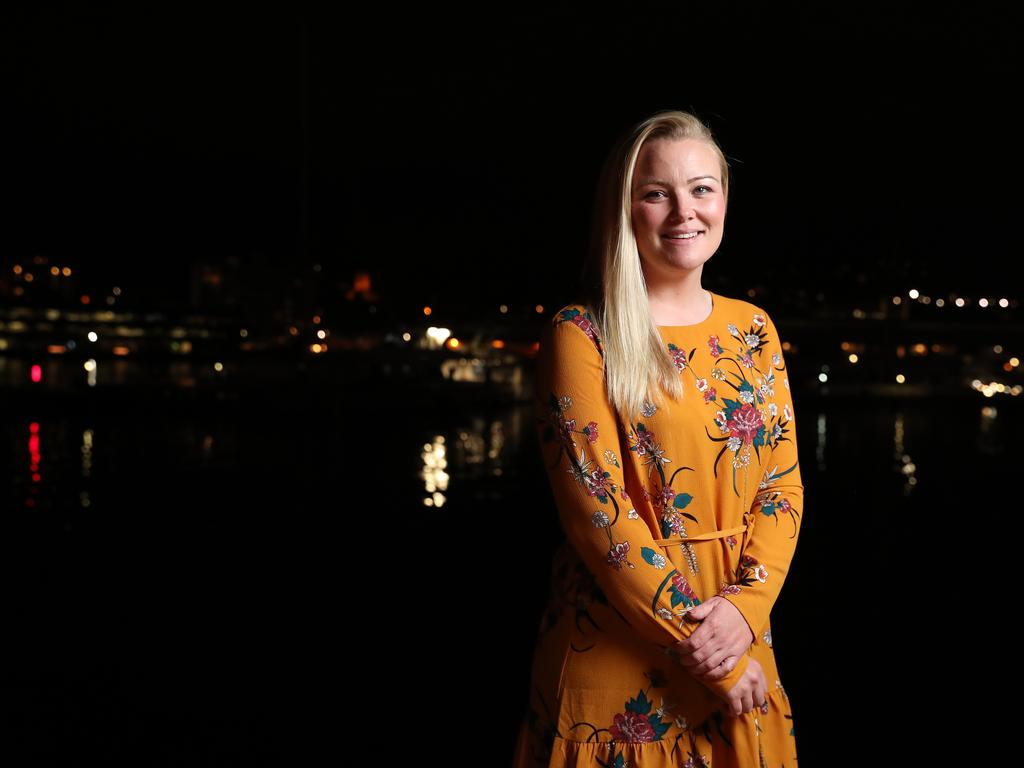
[512,292,803,767]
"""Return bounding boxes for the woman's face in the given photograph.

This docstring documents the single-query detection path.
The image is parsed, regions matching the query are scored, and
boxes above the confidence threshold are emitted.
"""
[630,138,726,282]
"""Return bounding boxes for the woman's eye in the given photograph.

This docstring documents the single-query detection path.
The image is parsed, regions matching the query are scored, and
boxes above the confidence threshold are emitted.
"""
[645,190,666,199]
[694,185,713,194]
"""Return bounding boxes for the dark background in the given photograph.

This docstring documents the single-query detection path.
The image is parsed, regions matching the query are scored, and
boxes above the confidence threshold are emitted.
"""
[2,2,1021,764]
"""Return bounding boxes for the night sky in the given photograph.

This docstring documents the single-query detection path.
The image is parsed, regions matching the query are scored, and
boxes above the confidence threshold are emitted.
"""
[3,3,1021,310]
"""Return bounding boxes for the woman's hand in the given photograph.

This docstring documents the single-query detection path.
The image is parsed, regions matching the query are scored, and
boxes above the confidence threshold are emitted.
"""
[722,656,768,717]
[674,596,754,681]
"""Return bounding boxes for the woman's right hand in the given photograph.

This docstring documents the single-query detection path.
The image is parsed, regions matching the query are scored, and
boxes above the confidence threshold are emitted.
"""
[721,656,768,717]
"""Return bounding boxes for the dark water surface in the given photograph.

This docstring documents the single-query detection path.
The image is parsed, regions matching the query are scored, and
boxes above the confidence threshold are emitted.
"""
[2,385,1019,763]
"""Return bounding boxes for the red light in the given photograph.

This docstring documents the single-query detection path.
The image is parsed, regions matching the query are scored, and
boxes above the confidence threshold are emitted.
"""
[31,364,42,383]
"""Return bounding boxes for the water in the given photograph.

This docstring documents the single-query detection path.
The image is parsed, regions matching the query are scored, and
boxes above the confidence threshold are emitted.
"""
[2,383,1020,762]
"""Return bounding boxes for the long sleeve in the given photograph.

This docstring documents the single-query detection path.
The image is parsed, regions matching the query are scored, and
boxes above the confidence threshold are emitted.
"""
[534,310,751,699]
[718,309,805,640]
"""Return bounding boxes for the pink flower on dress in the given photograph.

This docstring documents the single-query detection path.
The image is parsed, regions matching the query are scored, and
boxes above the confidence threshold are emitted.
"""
[719,584,741,596]
[629,427,658,456]
[583,421,599,443]
[582,468,612,498]
[669,345,689,371]
[703,387,717,404]
[572,314,600,345]
[651,486,676,513]
[671,573,699,602]
[609,710,656,742]
[727,403,764,445]
[557,417,576,448]
[725,535,737,550]
[707,335,724,357]
[607,541,631,570]
[754,564,769,582]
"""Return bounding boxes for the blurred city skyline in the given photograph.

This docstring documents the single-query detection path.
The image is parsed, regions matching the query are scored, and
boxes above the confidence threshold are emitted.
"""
[3,4,1021,313]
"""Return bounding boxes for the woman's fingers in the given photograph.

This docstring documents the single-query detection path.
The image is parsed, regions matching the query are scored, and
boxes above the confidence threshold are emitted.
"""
[700,654,736,680]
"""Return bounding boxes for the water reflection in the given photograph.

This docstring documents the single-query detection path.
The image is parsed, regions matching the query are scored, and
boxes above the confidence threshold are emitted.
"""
[815,412,827,470]
[892,412,917,494]
[421,435,449,508]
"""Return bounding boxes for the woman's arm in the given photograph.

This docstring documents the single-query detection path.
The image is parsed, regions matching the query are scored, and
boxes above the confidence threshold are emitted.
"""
[534,309,752,700]
[715,308,805,642]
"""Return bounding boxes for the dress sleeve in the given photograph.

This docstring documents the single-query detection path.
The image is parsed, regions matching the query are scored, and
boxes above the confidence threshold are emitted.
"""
[535,311,752,699]
[718,308,805,641]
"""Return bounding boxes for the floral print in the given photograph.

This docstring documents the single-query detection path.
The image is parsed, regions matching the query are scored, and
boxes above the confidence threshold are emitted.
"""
[513,293,802,767]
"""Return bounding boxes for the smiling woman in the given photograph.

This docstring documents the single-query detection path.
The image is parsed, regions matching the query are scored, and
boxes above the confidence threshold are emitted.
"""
[512,110,803,768]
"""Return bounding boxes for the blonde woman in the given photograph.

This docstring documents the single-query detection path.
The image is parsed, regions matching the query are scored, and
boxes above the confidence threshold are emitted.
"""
[512,110,803,767]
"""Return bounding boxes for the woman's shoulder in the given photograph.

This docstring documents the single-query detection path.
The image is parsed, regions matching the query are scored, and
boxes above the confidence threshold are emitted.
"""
[712,292,775,328]
[545,302,604,356]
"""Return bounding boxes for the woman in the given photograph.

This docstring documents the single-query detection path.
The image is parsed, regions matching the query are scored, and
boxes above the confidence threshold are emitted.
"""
[511,110,803,767]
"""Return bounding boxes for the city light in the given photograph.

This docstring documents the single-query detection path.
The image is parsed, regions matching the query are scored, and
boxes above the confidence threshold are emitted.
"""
[88,331,98,342]
[895,374,905,383]
[908,288,919,299]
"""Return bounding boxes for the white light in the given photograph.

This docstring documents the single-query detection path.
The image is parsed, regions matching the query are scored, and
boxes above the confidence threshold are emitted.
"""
[979,298,989,308]
[999,298,1009,308]
[87,331,98,342]
[818,373,828,383]
[935,298,944,307]
[908,288,919,299]
[214,362,223,372]
[896,374,906,383]
[955,298,965,307]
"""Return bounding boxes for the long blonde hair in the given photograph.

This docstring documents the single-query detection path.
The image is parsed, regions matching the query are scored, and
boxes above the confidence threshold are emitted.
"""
[578,109,731,422]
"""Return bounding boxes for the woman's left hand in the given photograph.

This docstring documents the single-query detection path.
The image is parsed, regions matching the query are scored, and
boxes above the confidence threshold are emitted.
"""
[674,596,754,680]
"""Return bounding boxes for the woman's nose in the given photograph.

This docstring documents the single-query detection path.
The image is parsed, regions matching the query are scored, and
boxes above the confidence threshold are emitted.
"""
[671,201,695,221]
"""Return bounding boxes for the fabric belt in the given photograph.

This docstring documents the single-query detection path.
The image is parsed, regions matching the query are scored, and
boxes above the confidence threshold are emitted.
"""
[652,512,755,548]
